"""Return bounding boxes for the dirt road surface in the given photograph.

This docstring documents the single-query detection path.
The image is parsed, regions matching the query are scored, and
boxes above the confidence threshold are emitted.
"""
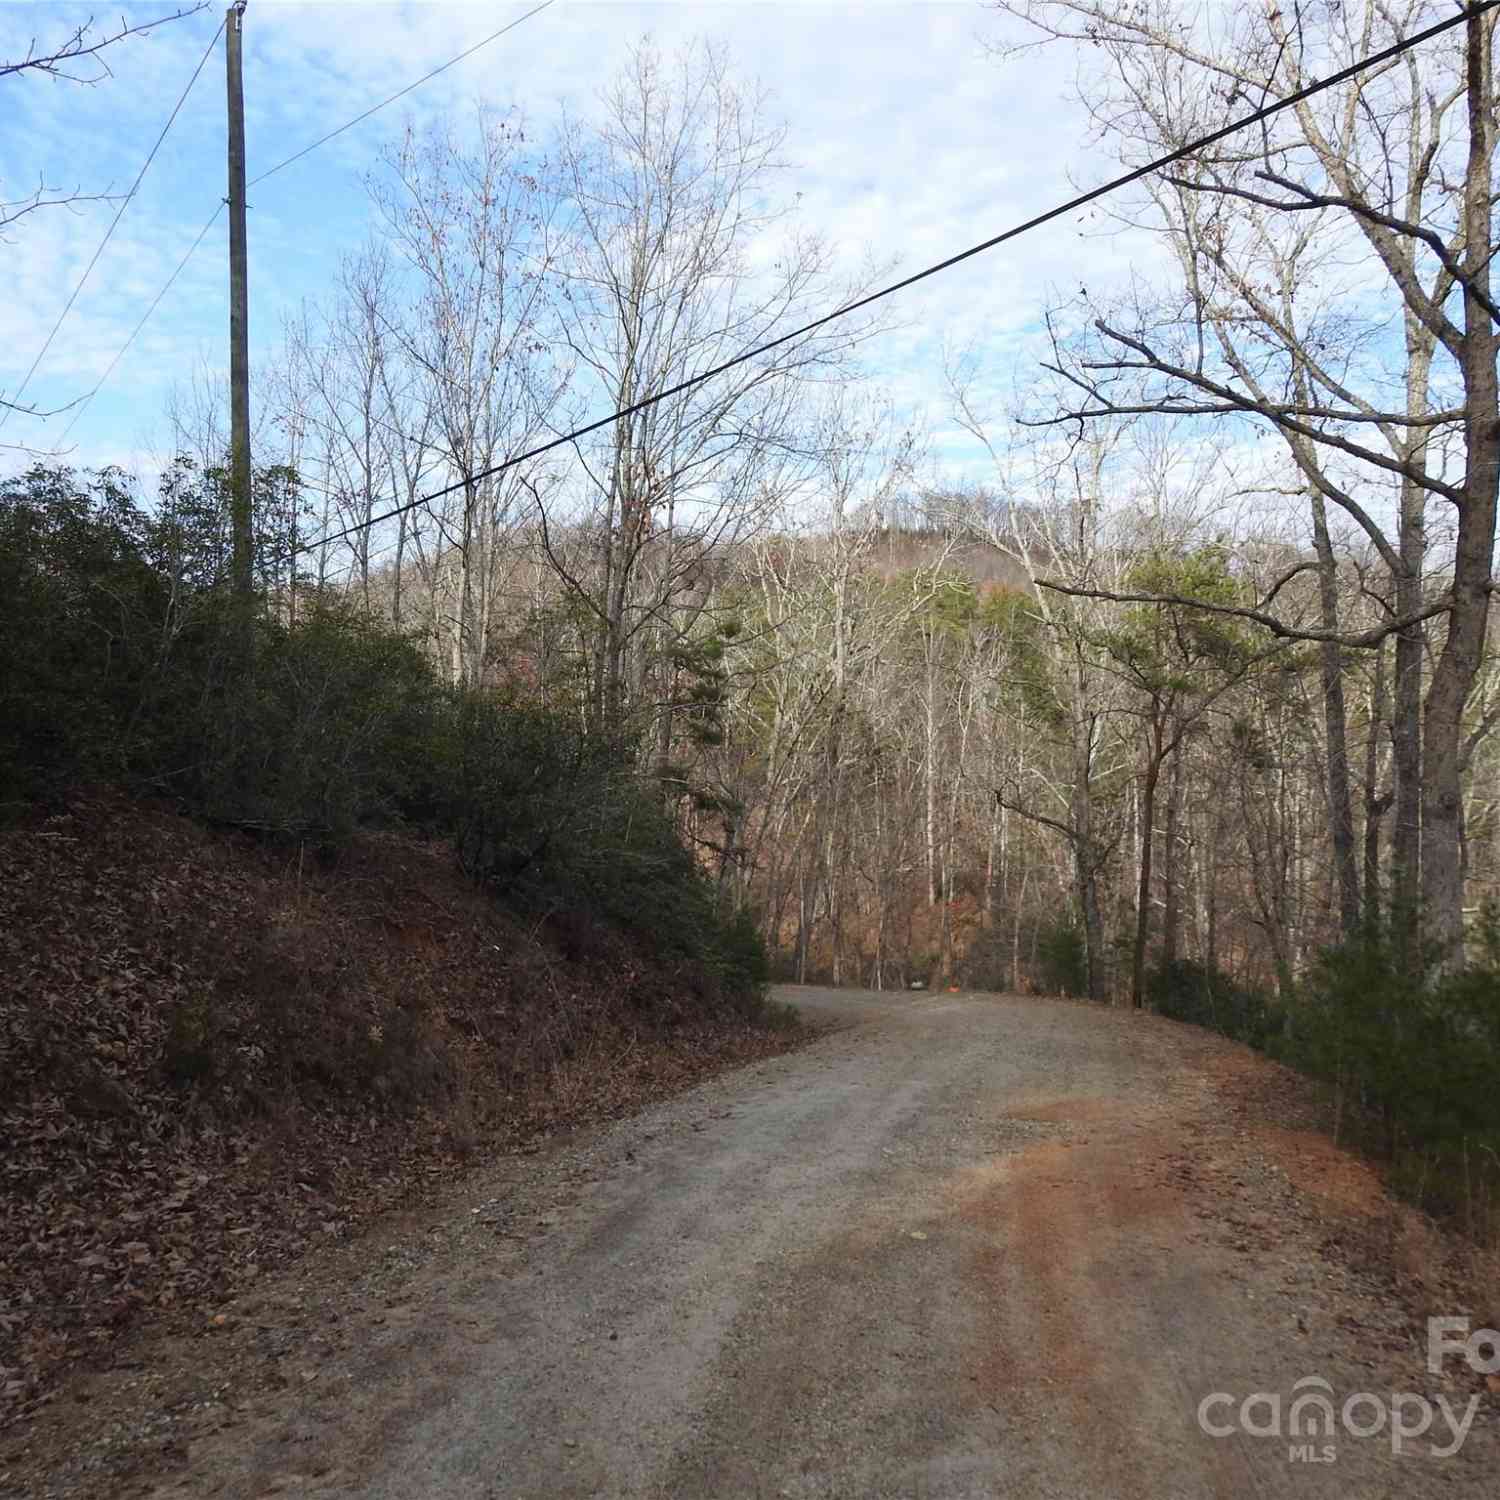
[14,988,1499,1498]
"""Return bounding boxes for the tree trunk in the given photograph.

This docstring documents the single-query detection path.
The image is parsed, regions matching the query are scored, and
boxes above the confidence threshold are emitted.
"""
[1363,638,1392,925]
[458,479,477,687]
[924,632,939,908]
[795,868,813,984]
[1391,329,1432,949]
[1012,878,1026,993]
[985,798,1001,919]
[1131,724,1164,1009]
[1070,722,1107,1002]
[1422,12,1498,969]
[1308,489,1360,936]
[392,511,406,627]
[1078,857,1105,1003]
[1162,746,1184,969]
[1204,791,1220,977]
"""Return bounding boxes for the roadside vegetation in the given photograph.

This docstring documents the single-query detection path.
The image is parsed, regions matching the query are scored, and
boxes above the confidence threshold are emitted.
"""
[0,461,792,1415]
[1149,928,1500,1241]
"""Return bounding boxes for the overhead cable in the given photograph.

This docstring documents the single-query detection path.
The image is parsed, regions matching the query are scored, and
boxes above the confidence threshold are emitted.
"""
[292,0,1496,563]
[0,15,226,430]
[246,0,557,189]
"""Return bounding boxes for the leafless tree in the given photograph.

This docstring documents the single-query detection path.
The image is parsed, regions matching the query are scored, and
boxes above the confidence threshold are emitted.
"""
[537,38,884,736]
[989,0,1498,964]
[369,106,563,686]
[1,4,208,423]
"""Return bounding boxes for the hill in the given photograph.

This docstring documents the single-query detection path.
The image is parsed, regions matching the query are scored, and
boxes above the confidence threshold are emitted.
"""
[865,527,1033,592]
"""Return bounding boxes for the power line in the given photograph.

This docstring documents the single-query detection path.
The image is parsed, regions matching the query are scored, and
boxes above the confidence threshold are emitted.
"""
[0,15,225,432]
[57,206,225,445]
[43,0,558,449]
[291,0,1497,565]
[246,0,558,188]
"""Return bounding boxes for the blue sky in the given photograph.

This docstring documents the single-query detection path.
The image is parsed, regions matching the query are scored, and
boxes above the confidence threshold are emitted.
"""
[0,0,1156,487]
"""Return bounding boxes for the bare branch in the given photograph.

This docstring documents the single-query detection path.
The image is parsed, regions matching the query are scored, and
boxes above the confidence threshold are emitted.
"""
[1,7,209,85]
[0,181,128,237]
[1258,560,1319,611]
[521,475,609,627]
[992,787,1079,847]
[1035,577,1452,649]
[1161,167,1500,328]
[1073,320,1466,504]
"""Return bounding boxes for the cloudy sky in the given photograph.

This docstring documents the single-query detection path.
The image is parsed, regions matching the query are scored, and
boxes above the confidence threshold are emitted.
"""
[0,0,1157,486]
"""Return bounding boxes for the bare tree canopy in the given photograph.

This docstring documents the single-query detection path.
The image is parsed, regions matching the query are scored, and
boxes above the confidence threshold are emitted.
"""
[1,0,210,437]
[985,0,1499,965]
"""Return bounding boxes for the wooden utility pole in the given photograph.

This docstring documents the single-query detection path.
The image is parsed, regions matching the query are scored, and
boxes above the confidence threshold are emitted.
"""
[226,2,252,615]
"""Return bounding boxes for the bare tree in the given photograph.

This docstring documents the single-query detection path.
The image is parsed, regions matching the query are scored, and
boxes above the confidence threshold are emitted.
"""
[1,4,208,427]
[370,106,562,686]
[276,248,416,612]
[794,393,920,979]
[538,38,882,735]
[990,0,1498,963]
[981,440,1130,1002]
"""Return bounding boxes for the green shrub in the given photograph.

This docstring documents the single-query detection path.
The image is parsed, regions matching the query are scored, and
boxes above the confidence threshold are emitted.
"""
[715,906,772,991]
[1135,917,1500,1235]
[1,463,773,1009]
[1292,917,1500,1154]
[1148,959,1275,1047]
[441,691,630,894]
[0,466,167,804]
[1037,919,1088,997]
[175,601,440,840]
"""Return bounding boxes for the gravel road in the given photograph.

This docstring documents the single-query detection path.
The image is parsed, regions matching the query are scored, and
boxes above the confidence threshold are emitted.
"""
[119,986,1496,1498]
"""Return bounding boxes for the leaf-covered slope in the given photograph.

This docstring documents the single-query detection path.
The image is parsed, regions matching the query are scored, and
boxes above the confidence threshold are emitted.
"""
[0,790,793,1417]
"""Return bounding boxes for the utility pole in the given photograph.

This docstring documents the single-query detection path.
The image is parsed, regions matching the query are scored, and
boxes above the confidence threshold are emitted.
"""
[226,2,252,622]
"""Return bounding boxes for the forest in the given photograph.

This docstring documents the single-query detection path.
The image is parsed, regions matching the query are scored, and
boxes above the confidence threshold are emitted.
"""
[5,3,1500,1220]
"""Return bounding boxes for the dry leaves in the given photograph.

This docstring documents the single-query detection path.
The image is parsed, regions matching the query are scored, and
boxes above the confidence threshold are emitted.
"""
[0,790,799,1426]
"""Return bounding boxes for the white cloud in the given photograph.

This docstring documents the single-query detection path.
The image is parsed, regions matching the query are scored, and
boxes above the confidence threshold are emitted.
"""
[1,0,1161,485]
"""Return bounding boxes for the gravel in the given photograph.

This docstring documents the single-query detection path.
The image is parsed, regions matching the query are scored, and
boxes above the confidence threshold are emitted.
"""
[7,986,1496,1498]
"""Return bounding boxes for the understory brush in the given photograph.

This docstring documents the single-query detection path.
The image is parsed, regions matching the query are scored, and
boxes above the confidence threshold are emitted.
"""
[1290,915,1500,1240]
[1148,959,1274,1049]
[1149,922,1500,1241]
[0,463,769,1013]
